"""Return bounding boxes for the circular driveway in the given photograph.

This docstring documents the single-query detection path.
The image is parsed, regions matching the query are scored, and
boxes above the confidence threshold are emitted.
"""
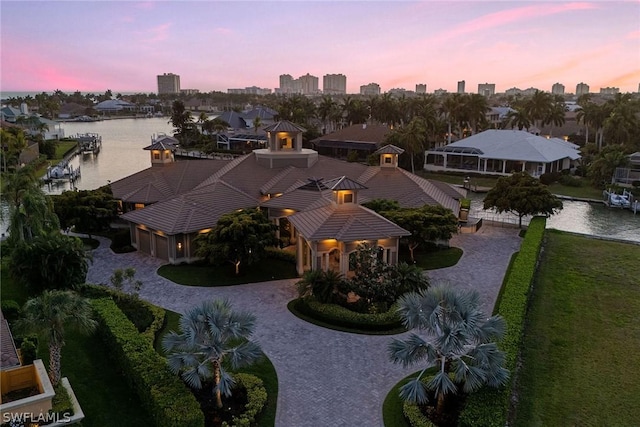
[85,225,521,427]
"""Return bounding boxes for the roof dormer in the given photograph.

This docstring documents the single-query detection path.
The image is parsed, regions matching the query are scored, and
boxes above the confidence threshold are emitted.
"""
[374,144,404,168]
[324,176,367,205]
[255,120,319,168]
[144,134,178,167]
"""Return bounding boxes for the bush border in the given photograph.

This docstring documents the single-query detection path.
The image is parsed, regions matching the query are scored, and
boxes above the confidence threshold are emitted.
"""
[458,216,546,426]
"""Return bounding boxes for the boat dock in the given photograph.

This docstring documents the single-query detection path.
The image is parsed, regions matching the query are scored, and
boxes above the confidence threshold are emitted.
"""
[603,189,638,214]
[75,133,102,155]
[43,159,80,184]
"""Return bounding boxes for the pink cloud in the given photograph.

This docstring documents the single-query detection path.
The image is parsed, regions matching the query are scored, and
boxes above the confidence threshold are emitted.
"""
[627,30,640,39]
[214,27,233,36]
[434,2,597,42]
[138,22,172,43]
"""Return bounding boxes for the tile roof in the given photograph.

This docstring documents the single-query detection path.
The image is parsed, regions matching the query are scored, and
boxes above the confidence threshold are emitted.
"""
[311,123,391,146]
[263,120,306,133]
[374,144,405,155]
[323,176,368,191]
[288,203,410,241]
[1,310,20,370]
[143,135,179,150]
[121,180,257,234]
[261,188,333,211]
[111,159,228,204]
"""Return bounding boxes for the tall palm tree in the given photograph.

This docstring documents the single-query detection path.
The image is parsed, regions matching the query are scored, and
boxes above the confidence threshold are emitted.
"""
[576,102,596,144]
[503,108,532,131]
[163,299,263,409]
[439,93,465,144]
[317,96,338,133]
[388,286,509,420]
[397,117,427,174]
[544,98,566,137]
[15,290,97,386]
[2,165,59,243]
[603,93,640,149]
[524,90,553,132]
[463,93,490,135]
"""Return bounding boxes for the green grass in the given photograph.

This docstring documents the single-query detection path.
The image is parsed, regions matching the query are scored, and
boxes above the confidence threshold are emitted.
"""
[382,373,418,427]
[157,257,297,286]
[155,309,277,426]
[547,181,604,199]
[398,246,463,270]
[514,231,640,426]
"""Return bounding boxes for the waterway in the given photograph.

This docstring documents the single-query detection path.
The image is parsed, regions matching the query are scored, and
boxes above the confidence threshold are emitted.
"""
[2,117,639,242]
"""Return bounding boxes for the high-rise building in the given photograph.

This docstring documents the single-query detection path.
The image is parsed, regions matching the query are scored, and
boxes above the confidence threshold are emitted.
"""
[416,84,427,94]
[433,88,447,96]
[278,74,295,94]
[477,83,495,97]
[552,83,565,95]
[360,83,381,96]
[298,73,319,95]
[457,80,465,94]
[576,82,590,96]
[157,73,180,94]
[505,87,522,97]
[599,87,620,95]
[323,74,347,95]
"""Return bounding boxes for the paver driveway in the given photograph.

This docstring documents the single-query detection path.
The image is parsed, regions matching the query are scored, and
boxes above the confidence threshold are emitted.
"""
[84,225,521,427]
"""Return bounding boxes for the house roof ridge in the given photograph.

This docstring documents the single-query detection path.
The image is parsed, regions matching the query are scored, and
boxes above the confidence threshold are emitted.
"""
[260,165,296,194]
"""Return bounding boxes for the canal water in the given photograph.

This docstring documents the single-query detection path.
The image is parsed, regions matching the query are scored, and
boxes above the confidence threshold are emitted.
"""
[2,117,639,243]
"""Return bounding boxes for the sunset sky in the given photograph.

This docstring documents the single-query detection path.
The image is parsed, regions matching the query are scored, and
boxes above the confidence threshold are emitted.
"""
[1,1,639,94]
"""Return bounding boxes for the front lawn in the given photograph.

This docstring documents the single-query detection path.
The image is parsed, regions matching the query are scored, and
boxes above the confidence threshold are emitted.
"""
[398,246,463,270]
[157,257,297,286]
[514,231,640,425]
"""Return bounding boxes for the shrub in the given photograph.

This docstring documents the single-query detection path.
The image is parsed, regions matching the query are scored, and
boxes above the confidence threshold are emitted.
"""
[110,228,135,253]
[559,174,583,187]
[91,298,203,427]
[347,150,360,162]
[539,171,561,185]
[1,300,21,322]
[458,216,546,426]
[19,336,38,365]
[295,297,403,332]
[222,373,268,427]
[403,402,436,427]
[264,247,296,263]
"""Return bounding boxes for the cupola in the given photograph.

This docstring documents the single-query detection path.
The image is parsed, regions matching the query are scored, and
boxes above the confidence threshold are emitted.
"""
[374,144,404,168]
[323,176,368,205]
[254,120,318,168]
[144,134,178,167]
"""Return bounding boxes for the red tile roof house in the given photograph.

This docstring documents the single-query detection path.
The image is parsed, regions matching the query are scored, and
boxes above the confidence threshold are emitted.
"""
[110,121,466,275]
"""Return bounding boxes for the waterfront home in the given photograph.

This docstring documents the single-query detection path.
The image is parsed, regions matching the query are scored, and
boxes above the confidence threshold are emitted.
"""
[311,123,392,160]
[424,129,581,177]
[110,120,465,271]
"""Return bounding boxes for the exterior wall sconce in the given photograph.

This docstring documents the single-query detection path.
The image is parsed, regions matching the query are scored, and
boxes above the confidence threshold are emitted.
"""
[177,242,183,250]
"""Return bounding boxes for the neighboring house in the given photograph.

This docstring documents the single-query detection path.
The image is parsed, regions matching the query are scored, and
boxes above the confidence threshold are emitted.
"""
[94,99,136,113]
[311,123,392,159]
[0,106,26,123]
[613,152,640,186]
[58,102,89,119]
[110,121,465,272]
[424,129,581,177]
[243,106,277,127]
[217,110,248,130]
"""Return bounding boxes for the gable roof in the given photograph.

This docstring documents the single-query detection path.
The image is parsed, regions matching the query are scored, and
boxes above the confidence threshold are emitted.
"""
[431,129,581,162]
[374,144,405,155]
[288,203,410,241]
[144,135,179,150]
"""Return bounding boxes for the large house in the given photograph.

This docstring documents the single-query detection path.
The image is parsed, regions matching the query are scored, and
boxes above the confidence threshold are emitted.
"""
[110,121,465,275]
[311,123,392,160]
[424,129,581,177]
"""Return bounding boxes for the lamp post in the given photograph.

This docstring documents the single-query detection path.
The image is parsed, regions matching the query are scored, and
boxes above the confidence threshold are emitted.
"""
[464,176,470,191]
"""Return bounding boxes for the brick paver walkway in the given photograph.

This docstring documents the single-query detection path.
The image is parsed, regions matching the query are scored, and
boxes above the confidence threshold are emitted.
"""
[83,224,521,427]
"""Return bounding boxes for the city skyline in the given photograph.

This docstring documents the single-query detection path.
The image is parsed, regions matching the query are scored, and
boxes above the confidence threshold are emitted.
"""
[1,1,639,94]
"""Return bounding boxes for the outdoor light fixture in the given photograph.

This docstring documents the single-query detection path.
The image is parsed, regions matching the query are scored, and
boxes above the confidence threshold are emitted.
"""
[177,242,182,250]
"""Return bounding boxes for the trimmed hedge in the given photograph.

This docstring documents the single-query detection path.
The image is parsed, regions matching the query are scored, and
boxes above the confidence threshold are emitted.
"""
[264,247,296,263]
[92,298,204,427]
[294,297,403,332]
[403,402,436,427]
[81,284,166,344]
[222,373,268,427]
[458,216,546,426]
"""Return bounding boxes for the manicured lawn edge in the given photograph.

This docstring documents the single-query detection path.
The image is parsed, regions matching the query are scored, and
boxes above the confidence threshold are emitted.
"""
[457,216,546,426]
[91,298,204,427]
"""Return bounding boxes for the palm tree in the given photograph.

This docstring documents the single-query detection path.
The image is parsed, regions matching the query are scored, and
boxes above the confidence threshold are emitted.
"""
[317,96,338,133]
[388,286,509,421]
[503,108,532,131]
[463,93,490,135]
[15,290,97,386]
[439,93,465,144]
[524,90,553,132]
[544,98,566,137]
[576,102,596,144]
[397,117,427,174]
[2,165,59,243]
[163,299,263,409]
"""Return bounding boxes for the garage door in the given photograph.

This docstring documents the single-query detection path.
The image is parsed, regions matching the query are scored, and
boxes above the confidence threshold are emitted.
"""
[155,235,169,261]
[138,229,151,255]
